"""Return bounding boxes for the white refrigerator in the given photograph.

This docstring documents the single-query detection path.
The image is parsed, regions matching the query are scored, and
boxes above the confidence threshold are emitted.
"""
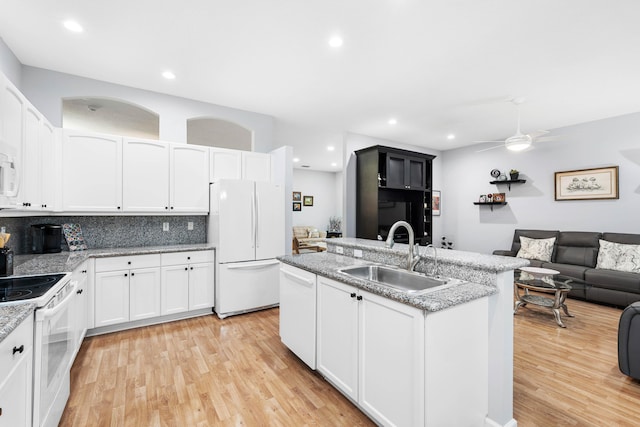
[209,180,284,318]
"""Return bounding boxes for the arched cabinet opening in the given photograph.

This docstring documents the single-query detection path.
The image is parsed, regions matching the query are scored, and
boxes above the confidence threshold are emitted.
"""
[62,97,160,139]
[187,117,253,151]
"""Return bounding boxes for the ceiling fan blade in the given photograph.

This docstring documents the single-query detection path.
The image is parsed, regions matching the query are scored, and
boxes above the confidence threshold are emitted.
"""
[528,130,550,139]
[476,144,504,153]
[535,136,559,143]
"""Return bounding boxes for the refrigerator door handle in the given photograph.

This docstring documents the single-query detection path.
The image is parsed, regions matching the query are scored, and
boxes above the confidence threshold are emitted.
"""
[225,259,280,269]
[250,191,256,249]
[255,189,260,248]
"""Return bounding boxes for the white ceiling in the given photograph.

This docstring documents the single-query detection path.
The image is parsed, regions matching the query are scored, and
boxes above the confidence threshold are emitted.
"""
[2,0,640,171]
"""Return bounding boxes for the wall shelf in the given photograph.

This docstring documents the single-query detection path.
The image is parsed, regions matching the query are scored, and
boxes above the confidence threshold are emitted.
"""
[473,201,508,211]
[489,179,526,191]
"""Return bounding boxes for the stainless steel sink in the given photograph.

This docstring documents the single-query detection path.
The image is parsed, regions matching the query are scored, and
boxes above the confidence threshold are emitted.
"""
[337,265,464,294]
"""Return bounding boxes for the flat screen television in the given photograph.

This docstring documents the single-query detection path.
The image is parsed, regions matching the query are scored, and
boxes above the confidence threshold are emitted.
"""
[378,200,411,241]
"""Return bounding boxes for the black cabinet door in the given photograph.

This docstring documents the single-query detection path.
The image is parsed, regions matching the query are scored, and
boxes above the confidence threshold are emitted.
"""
[385,154,425,190]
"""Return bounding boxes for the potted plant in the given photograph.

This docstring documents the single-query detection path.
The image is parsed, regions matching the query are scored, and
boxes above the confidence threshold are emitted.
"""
[509,169,520,180]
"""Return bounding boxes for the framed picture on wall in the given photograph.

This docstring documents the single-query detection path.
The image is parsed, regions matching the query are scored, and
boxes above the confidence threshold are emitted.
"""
[293,202,301,211]
[303,195,314,206]
[554,166,619,201]
[293,191,301,201]
[432,190,441,216]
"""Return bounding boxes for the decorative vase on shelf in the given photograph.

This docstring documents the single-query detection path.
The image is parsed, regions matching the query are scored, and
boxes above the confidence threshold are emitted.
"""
[509,171,519,180]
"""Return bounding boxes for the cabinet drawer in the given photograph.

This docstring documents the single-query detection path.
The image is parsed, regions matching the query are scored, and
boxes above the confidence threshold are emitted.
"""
[0,315,33,382]
[95,254,161,272]
[161,250,214,266]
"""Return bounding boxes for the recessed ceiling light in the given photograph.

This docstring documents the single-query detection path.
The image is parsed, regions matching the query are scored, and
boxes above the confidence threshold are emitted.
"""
[293,157,300,163]
[63,20,83,33]
[331,162,337,167]
[388,118,397,125]
[328,36,343,48]
[162,71,176,80]
[327,146,335,151]
[447,134,455,140]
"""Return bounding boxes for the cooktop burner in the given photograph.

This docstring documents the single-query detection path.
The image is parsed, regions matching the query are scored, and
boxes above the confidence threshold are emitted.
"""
[0,273,67,302]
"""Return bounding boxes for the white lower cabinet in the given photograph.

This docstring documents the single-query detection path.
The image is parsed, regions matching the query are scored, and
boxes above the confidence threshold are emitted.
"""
[160,265,190,315]
[0,315,33,427]
[71,261,89,359]
[94,270,130,327]
[93,251,214,329]
[161,251,215,315]
[129,268,162,321]
[94,254,162,327]
[317,276,425,427]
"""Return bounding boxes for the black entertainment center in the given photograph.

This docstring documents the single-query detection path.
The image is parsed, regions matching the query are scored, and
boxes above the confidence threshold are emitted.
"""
[355,145,435,244]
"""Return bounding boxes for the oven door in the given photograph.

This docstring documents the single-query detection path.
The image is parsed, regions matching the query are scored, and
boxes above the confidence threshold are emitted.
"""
[33,279,77,427]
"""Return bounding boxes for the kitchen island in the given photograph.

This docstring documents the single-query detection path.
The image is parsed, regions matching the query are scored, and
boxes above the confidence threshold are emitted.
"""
[279,238,527,427]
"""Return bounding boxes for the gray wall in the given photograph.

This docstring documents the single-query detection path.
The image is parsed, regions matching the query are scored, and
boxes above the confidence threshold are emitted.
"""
[2,215,206,255]
[441,112,640,255]
[343,132,442,240]
[0,37,21,89]
[20,66,276,152]
[292,169,343,232]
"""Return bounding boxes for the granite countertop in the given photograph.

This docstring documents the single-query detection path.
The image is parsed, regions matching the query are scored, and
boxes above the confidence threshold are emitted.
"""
[278,252,499,312]
[0,244,215,344]
[13,243,215,276]
[0,303,36,343]
[327,237,528,273]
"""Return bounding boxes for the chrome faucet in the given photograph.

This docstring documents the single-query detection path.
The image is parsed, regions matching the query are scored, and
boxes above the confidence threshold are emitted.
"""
[385,221,421,271]
[425,244,438,276]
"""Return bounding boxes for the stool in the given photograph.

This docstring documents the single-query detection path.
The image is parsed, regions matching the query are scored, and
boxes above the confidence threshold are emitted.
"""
[618,302,640,380]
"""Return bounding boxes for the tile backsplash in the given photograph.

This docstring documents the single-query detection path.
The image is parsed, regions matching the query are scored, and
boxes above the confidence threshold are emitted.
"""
[0,216,207,255]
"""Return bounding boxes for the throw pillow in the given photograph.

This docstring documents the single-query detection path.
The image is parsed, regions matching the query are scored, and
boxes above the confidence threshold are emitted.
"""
[596,240,640,273]
[516,236,556,262]
[308,229,320,239]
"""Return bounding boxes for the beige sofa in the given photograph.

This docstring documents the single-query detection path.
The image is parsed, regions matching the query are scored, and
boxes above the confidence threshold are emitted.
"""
[292,226,327,254]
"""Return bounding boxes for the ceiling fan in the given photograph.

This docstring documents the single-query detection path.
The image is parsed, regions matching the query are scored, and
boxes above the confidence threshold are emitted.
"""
[475,98,552,152]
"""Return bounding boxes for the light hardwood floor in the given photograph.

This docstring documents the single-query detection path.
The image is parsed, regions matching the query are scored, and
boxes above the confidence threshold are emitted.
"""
[60,298,640,426]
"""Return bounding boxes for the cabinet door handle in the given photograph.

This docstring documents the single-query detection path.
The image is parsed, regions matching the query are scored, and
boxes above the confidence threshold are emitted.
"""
[124,273,128,277]
[356,295,363,301]
[190,267,193,270]
[131,272,135,276]
[184,267,188,271]
[128,261,131,265]
[12,344,24,354]
[77,289,83,294]
[350,293,356,298]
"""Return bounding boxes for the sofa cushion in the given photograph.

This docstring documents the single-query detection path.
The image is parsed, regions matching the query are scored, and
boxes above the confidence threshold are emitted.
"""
[585,268,640,293]
[596,240,640,273]
[540,262,589,280]
[554,231,602,267]
[516,236,556,262]
[603,232,640,245]
[293,226,311,239]
[510,230,560,257]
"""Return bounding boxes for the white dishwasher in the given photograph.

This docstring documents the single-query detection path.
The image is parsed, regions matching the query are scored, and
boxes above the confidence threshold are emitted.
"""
[279,263,317,369]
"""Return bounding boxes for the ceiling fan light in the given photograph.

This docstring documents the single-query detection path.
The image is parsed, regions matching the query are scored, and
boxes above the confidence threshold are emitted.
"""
[505,134,532,151]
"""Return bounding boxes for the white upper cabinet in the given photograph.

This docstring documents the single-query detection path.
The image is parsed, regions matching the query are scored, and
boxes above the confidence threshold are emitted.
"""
[170,143,209,212]
[40,121,61,211]
[209,147,242,181]
[209,147,272,183]
[242,151,271,182]
[20,102,42,210]
[122,137,170,212]
[62,130,123,212]
[0,74,24,160]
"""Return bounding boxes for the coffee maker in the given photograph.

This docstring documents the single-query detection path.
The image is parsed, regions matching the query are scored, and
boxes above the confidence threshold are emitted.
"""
[31,224,63,253]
